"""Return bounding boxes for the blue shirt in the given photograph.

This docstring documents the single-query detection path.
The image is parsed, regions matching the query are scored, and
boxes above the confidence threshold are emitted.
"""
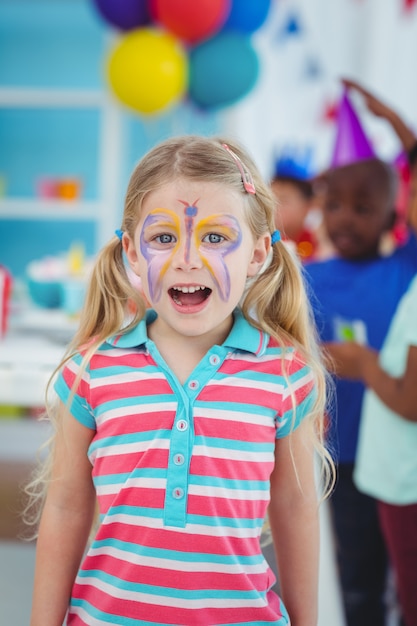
[305,235,417,462]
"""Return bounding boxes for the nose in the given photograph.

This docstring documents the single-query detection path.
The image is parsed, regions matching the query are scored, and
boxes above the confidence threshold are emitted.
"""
[172,234,203,271]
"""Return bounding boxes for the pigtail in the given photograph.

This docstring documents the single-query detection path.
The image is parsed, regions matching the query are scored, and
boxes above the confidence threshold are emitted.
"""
[243,242,335,499]
[70,236,146,353]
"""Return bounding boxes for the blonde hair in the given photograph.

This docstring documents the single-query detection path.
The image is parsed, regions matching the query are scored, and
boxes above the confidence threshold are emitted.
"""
[23,135,335,535]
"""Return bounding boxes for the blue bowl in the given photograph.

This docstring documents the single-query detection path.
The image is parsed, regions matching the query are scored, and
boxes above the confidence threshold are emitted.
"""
[27,277,62,308]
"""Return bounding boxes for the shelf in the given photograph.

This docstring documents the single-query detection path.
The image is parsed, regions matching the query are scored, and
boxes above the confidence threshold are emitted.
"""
[0,87,109,108]
[0,198,101,220]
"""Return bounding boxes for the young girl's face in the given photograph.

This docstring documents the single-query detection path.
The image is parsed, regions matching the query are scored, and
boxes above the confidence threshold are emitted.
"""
[124,178,269,343]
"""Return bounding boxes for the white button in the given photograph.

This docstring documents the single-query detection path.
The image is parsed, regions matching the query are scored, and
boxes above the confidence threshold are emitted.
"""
[172,487,184,499]
[210,354,220,365]
[188,379,199,390]
[173,453,185,465]
[176,419,188,431]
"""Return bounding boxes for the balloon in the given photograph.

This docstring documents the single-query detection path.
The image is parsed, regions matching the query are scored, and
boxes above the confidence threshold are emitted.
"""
[92,0,150,31]
[107,28,188,115]
[150,0,231,44]
[222,0,271,34]
[189,32,259,110]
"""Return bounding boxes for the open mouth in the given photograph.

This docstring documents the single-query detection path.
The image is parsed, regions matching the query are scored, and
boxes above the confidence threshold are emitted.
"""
[169,285,212,307]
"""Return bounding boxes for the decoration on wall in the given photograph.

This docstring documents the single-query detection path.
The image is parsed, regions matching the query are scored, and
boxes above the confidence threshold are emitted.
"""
[276,10,303,42]
[91,0,271,115]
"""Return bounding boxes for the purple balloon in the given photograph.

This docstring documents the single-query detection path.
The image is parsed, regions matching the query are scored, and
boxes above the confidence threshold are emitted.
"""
[93,0,150,31]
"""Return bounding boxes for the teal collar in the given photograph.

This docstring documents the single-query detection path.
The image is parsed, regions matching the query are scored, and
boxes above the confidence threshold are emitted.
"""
[107,308,269,356]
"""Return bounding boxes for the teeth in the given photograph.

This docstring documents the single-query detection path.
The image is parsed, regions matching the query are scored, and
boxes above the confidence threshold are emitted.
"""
[172,285,205,293]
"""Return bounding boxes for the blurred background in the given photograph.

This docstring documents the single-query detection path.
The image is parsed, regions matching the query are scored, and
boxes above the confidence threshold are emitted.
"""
[1,0,416,623]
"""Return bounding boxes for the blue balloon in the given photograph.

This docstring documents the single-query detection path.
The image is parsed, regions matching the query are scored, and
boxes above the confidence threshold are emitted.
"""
[222,0,271,34]
[92,0,151,31]
[189,32,259,110]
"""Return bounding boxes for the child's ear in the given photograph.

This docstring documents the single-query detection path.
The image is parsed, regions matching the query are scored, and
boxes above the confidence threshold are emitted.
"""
[122,234,141,276]
[247,234,270,277]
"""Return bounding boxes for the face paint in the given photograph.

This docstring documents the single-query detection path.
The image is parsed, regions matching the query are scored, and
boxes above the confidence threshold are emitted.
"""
[180,200,199,265]
[140,209,180,301]
[139,202,243,303]
[195,214,242,301]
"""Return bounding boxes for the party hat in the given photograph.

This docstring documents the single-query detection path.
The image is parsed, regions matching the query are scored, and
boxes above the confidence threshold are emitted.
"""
[330,88,376,168]
[273,144,314,180]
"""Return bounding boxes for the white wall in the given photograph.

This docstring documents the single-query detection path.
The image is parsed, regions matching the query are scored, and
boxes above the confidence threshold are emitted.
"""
[223,0,417,178]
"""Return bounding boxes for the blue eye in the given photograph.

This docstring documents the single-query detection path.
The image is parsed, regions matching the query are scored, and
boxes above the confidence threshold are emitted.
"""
[155,233,175,244]
[203,233,225,244]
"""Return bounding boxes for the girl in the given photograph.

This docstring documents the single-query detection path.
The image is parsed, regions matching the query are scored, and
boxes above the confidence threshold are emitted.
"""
[26,136,334,626]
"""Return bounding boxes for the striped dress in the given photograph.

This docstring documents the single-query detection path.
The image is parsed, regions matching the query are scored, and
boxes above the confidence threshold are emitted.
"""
[55,309,316,625]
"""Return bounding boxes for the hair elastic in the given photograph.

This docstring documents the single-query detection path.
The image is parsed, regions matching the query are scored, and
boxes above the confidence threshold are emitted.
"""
[115,229,124,241]
[221,143,256,195]
[271,230,281,245]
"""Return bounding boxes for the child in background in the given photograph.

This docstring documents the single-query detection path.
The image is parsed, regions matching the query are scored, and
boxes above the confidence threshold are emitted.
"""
[26,136,334,626]
[325,79,417,626]
[305,86,417,626]
[270,147,332,261]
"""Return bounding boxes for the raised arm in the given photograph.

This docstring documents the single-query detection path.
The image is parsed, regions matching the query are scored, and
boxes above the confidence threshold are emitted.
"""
[342,77,417,154]
[30,402,96,626]
[268,419,320,626]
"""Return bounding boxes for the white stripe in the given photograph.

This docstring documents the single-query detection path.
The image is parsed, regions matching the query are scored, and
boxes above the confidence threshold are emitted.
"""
[282,370,314,400]
[96,401,177,424]
[91,371,164,388]
[75,576,267,610]
[193,446,273,463]
[102,514,260,538]
[93,438,170,459]
[88,545,268,574]
[69,606,114,626]
[96,477,166,496]
[196,406,274,426]
[67,358,90,383]
[228,350,292,363]
[208,376,284,394]
[188,484,269,500]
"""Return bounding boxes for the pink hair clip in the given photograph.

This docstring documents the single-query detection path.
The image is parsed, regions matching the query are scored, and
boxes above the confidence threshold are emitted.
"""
[221,143,256,194]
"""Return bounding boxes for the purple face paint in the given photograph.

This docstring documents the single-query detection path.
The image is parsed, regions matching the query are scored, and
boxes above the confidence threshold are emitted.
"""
[180,200,198,265]
[139,209,180,302]
[195,214,242,301]
[139,202,243,304]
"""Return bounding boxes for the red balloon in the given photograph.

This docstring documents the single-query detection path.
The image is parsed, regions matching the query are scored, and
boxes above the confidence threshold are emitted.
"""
[151,0,231,44]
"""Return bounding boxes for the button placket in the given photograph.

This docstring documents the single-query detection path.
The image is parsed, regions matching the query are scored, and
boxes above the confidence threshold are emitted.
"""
[164,405,192,528]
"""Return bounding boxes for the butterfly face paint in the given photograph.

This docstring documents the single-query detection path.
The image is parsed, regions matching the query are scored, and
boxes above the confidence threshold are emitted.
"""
[139,209,181,302]
[139,201,243,303]
[194,213,242,301]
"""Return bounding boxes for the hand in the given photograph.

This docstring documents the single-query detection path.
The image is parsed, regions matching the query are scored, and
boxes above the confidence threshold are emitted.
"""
[341,77,396,121]
[324,341,377,381]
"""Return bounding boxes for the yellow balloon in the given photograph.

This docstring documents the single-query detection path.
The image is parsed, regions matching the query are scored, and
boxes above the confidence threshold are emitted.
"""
[107,28,188,115]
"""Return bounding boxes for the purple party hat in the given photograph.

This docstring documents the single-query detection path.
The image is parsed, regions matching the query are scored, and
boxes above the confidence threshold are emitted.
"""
[330,88,376,168]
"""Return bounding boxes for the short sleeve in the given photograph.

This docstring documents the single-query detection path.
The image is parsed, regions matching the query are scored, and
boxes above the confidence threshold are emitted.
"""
[275,350,318,439]
[54,353,96,430]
